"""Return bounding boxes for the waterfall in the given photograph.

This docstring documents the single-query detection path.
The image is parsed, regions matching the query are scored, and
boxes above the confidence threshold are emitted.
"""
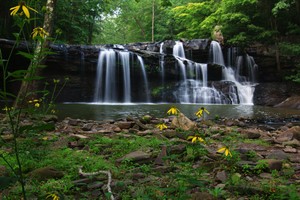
[94,49,151,103]
[223,67,255,105]
[137,55,151,102]
[94,49,117,103]
[119,51,131,103]
[173,41,226,104]
[210,41,225,66]
[93,40,257,105]
[173,41,186,58]
[223,46,257,105]
[159,42,166,101]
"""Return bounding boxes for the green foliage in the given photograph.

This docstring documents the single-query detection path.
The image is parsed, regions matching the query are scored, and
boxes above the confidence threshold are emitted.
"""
[280,42,300,83]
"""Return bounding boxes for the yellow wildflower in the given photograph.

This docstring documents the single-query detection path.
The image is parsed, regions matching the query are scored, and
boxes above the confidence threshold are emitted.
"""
[46,193,60,200]
[217,146,232,157]
[51,109,56,114]
[34,103,40,108]
[10,1,38,18]
[31,27,49,39]
[187,135,205,143]
[167,106,180,115]
[195,107,210,118]
[2,106,13,112]
[156,123,167,130]
[53,79,60,84]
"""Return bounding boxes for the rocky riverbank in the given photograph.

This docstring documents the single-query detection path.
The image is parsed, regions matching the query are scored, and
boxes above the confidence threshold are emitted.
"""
[1,113,300,199]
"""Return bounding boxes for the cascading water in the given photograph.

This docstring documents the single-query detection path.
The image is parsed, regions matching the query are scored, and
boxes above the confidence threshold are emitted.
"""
[94,49,150,103]
[119,51,131,103]
[159,42,166,101]
[93,40,257,105]
[137,55,150,102]
[94,49,117,103]
[210,41,225,66]
[172,41,226,104]
[172,40,257,104]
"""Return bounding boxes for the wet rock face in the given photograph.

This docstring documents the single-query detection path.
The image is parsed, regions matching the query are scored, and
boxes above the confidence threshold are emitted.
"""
[254,82,300,106]
[1,38,300,105]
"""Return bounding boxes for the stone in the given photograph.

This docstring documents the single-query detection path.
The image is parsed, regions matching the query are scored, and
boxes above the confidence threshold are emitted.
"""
[68,119,79,126]
[290,127,300,140]
[216,170,228,183]
[241,128,261,139]
[113,126,122,132]
[283,146,297,153]
[140,115,152,124]
[43,114,58,122]
[259,173,272,179]
[289,154,300,163]
[169,144,186,154]
[29,166,64,181]
[265,159,283,171]
[266,150,289,160]
[70,133,89,139]
[224,119,235,126]
[153,166,174,173]
[116,150,151,164]
[154,145,168,166]
[276,126,300,143]
[274,96,300,109]
[136,130,153,136]
[283,139,300,147]
[116,121,133,129]
[276,131,294,143]
[87,181,104,190]
[162,130,177,138]
[82,123,94,131]
[171,113,196,131]
[190,192,215,200]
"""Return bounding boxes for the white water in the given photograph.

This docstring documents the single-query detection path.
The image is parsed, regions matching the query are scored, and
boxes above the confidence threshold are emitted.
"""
[94,49,152,103]
[137,55,150,102]
[94,49,117,102]
[210,41,225,66]
[94,40,257,105]
[159,42,166,101]
[119,51,131,103]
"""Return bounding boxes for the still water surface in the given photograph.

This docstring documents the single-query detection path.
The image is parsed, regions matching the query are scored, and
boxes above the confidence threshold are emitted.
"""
[56,103,300,121]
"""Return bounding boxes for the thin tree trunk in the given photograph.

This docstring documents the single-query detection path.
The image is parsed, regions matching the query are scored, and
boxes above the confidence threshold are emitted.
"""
[273,20,281,71]
[15,0,57,107]
[133,16,146,39]
[152,0,155,42]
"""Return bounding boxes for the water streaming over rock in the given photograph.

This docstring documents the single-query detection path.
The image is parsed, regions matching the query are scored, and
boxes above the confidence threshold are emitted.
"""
[94,49,150,103]
[93,40,257,104]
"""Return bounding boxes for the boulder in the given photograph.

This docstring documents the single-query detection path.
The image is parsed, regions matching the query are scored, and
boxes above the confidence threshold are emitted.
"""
[116,150,152,164]
[28,166,64,181]
[171,113,196,131]
[274,96,300,109]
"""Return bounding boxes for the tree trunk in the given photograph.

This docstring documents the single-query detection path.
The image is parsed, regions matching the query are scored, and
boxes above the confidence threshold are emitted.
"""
[133,16,146,39]
[15,0,57,107]
[273,20,281,71]
[152,0,155,42]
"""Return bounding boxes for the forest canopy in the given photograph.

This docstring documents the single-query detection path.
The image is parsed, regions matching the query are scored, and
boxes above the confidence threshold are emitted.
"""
[1,0,299,46]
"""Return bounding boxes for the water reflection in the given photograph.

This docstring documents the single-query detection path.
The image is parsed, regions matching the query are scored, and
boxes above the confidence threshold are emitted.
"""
[56,103,300,121]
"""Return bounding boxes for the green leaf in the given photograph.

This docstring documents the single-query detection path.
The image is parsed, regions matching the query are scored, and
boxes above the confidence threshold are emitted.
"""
[0,91,16,99]
[17,51,34,60]
[7,70,28,79]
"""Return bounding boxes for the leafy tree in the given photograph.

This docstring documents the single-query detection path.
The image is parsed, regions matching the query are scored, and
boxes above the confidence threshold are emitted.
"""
[53,0,105,44]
